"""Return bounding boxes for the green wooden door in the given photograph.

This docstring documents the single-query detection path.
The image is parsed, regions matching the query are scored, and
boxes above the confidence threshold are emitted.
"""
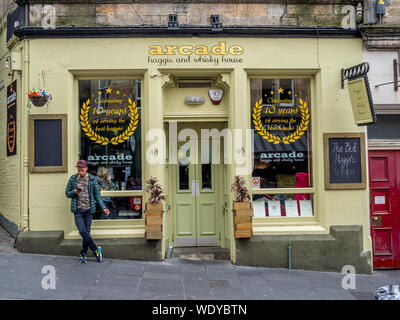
[172,124,222,247]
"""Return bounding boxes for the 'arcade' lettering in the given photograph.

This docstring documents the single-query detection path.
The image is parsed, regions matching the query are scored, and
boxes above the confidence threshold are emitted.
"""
[148,42,244,56]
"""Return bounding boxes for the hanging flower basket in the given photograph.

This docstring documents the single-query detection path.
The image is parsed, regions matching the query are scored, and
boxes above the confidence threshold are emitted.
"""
[27,89,52,112]
[30,96,48,107]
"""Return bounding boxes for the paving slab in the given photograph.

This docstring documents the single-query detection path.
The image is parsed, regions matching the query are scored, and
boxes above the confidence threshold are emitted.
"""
[210,287,250,300]
[206,268,240,281]
[183,279,214,300]
[94,273,141,289]
[137,278,184,300]
[234,265,263,277]
[85,284,137,300]
[104,261,146,277]
[241,283,278,300]
[202,260,235,270]
[312,287,357,300]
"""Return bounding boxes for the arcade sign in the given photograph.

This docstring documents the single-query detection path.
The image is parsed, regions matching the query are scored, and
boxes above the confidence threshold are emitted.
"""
[7,81,17,156]
[341,62,377,126]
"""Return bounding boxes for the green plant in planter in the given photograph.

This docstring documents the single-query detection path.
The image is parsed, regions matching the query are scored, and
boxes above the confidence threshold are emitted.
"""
[144,176,166,240]
[231,175,251,203]
[145,176,166,204]
[231,175,252,238]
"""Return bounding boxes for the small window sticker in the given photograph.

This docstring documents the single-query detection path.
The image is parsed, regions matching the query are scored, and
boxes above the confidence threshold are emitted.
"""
[374,196,385,205]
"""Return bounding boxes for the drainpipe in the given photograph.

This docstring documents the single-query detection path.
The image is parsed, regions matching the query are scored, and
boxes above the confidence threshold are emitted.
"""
[20,38,29,232]
[288,242,292,269]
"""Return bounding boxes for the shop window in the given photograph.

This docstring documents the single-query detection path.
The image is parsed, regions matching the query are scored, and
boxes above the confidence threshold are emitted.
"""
[93,196,143,220]
[252,194,314,217]
[263,79,294,107]
[251,78,312,190]
[78,79,142,219]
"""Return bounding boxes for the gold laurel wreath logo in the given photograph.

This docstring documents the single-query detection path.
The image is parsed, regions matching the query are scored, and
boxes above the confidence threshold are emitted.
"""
[80,98,139,146]
[252,98,309,145]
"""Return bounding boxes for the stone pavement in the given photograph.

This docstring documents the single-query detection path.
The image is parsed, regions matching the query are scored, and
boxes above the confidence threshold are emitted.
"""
[0,250,399,300]
[0,225,399,300]
[0,224,16,254]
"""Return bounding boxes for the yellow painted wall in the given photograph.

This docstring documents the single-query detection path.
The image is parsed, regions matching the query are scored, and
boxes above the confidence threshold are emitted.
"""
[18,36,369,254]
[0,21,21,230]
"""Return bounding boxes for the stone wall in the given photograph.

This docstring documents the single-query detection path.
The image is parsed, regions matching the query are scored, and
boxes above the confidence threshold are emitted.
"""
[0,0,14,21]
[384,0,400,24]
[28,2,351,28]
[27,1,400,29]
[0,22,21,236]
[236,225,373,274]
[17,230,163,261]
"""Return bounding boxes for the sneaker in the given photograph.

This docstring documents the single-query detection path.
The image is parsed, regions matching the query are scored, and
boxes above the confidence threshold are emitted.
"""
[80,254,87,264]
[94,246,102,263]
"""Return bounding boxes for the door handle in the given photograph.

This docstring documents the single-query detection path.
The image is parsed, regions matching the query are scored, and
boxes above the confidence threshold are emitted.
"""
[371,216,382,226]
[191,180,200,197]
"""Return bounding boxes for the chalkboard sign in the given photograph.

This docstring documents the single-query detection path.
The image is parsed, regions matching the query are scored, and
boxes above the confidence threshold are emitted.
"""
[323,133,366,189]
[29,115,67,173]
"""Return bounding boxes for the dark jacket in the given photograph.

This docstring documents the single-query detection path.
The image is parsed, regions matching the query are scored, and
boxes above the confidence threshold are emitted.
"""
[65,173,106,214]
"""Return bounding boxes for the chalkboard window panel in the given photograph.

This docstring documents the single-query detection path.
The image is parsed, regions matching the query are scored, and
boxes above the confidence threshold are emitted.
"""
[29,115,67,173]
[323,133,366,190]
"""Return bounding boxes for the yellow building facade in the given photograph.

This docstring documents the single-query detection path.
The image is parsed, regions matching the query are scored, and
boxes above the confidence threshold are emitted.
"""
[0,22,373,273]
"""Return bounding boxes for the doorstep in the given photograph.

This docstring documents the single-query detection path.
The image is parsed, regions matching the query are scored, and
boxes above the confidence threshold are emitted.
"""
[171,246,230,261]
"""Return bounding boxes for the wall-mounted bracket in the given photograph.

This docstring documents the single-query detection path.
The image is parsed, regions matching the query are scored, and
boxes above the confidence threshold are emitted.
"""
[341,62,370,89]
[374,59,399,92]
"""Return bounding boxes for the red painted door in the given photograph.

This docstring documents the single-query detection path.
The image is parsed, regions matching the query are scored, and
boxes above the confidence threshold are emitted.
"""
[369,150,400,269]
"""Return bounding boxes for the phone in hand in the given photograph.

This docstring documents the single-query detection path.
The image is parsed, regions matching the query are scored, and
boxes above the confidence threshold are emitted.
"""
[76,188,82,192]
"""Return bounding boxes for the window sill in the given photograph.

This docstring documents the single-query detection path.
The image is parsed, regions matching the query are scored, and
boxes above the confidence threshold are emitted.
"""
[67,228,145,239]
[251,188,314,195]
[100,190,143,197]
[252,224,326,235]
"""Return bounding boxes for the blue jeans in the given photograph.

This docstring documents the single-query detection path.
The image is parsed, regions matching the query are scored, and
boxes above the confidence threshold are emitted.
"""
[74,209,97,255]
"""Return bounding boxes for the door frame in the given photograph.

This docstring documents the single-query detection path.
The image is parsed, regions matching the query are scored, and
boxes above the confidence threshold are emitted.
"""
[368,148,400,269]
[166,121,229,248]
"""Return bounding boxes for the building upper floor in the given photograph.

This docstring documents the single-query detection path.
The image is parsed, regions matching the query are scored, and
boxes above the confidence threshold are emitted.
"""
[0,1,398,34]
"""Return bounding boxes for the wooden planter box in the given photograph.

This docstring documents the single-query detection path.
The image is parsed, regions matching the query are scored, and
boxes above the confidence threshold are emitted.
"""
[145,202,163,240]
[233,201,253,238]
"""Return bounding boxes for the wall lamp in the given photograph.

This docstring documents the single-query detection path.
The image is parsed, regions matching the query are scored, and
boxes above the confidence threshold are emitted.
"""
[5,56,13,77]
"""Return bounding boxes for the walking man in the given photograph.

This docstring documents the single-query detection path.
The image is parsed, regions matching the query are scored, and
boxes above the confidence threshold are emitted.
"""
[65,160,110,263]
